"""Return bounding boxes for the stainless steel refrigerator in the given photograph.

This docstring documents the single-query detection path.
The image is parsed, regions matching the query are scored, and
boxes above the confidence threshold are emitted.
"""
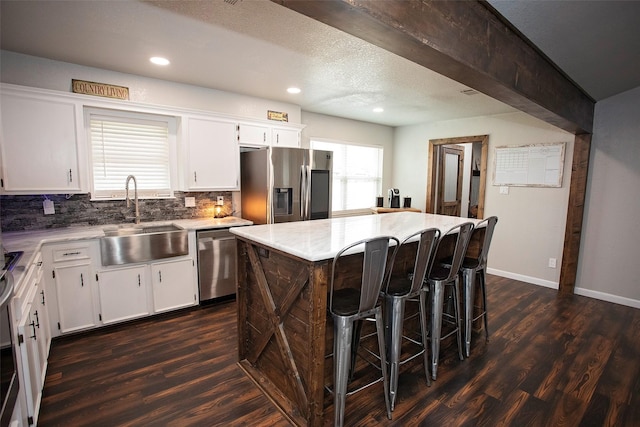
[240,147,332,224]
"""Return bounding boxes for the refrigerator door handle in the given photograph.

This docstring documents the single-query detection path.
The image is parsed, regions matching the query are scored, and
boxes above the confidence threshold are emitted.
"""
[304,165,312,220]
[300,165,307,220]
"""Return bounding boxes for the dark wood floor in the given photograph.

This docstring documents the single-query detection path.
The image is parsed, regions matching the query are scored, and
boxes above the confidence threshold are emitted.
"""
[38,275,640,426]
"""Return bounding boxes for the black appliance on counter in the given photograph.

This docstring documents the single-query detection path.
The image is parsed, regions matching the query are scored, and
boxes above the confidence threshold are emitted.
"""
[388,188,400,208]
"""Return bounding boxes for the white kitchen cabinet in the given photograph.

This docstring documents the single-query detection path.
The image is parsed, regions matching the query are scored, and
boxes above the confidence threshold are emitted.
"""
[237,122,270,146]
[271,127,300,148]
[97,265,150,324]
[0,86,84,194]
[33,259,50,387]
[186,116,239,190]
[42,242,100,336]
[151,258,196,313]
[13,253,48,427]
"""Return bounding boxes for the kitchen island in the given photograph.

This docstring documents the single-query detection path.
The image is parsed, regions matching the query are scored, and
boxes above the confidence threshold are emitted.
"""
[230,212,481,426]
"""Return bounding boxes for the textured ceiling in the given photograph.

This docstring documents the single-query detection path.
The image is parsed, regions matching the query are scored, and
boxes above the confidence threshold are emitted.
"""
[2,1,637,127]
[0,0,515,127]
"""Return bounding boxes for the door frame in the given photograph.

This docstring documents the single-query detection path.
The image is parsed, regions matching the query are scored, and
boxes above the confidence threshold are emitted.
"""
[426,134,488,219]
[438,145,465,216]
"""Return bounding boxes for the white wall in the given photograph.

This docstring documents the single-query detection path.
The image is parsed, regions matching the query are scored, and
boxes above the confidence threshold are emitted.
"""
[393,112,574,286]
[575,86,640,308]
[301,111,395,201]
[0,51,301,123]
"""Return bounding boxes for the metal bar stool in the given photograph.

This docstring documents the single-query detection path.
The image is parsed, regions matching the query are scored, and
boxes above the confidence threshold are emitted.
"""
[425,222,474,380]
[458,216,498,357]
[328,235,399,427]
[381,227,440,411]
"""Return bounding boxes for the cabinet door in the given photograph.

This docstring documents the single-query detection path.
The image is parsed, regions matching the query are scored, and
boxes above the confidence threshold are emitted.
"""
[238,123,269,146]
[151,258,196,313]
[17,303,43,425]
[53,263,98,333]
[34,271,51,384]
[98,265,150,324]
[186,117,239,190]
[271,128,300,148]
[0,91,81,193]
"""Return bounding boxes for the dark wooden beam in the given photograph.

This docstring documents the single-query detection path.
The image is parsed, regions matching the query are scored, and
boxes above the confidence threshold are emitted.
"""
[272,0,594,134]
[559,133,591,295]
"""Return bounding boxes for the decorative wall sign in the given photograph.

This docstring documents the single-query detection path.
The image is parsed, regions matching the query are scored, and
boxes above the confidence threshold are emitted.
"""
[72,79,129,100]
[267,110,288,122]
[493,142,566,187]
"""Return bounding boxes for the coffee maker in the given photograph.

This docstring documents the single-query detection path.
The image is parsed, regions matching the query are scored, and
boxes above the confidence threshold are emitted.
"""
[388,188,400,208]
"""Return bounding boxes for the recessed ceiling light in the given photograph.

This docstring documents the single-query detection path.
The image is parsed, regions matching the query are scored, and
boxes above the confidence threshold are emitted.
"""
[150,57,170,66]
[373,107,384,113]
[287,87,301,94]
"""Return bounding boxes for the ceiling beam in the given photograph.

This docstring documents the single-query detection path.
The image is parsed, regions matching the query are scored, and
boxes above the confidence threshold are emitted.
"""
[272,0,594,134]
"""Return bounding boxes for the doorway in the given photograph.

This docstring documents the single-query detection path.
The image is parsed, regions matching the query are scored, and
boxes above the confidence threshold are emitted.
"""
[426,135,488,219]
[438,145,465,216]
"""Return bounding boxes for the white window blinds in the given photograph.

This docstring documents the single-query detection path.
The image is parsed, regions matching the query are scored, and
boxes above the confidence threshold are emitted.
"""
[311,140,383,212]
[88,111,173,199]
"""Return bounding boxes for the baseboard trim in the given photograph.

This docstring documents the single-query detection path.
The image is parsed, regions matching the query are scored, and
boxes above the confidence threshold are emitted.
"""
[574,287,640,309]
[487,268,640,309]
[487,268,559,289]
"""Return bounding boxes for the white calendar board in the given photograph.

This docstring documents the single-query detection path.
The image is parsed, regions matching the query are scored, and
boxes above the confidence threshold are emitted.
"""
[493,142,565,187]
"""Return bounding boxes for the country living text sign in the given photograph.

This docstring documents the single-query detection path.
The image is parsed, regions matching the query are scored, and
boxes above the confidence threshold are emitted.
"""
[72,79,129,100]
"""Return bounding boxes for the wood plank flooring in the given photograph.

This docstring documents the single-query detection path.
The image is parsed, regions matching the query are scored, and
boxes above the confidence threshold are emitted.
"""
[38,275,640,426]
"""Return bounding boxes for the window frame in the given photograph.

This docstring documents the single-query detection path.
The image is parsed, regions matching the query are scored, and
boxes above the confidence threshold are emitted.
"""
[84,107,179,201]
[311,138,384,216]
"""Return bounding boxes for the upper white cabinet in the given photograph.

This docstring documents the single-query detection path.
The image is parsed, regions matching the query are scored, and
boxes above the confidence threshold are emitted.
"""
[185,116,239,190]
[271,127,300,148]
[237,122,270,146]
[0,86,84,194]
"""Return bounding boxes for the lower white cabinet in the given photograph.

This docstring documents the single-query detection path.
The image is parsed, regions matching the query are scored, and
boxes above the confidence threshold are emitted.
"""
[13,252,49,427]
[97,265,150,324]
[42,239,198,338]
[151,258,196,313]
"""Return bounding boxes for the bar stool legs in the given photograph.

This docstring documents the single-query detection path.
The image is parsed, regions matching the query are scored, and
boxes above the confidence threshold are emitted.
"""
[428,279,464,380]
[332,309,391,427]
[461,268,489,357]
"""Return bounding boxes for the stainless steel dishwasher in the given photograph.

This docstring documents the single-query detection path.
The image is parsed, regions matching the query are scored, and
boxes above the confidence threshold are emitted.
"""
[197,228,237,302]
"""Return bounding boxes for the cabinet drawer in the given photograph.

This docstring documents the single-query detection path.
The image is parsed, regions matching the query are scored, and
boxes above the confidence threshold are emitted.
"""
[51,246,91,262]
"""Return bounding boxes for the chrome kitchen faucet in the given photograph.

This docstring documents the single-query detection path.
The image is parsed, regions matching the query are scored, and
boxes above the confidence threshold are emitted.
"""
[125,175,140,224]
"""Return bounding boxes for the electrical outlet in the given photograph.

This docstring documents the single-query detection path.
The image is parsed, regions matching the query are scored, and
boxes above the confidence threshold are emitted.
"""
[499,186,509,195]
[185,197,195,207]
[548,258,557,268]
[216,196,224,206]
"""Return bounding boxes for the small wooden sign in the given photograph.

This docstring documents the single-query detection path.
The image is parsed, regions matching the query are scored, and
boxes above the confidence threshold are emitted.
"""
[72,79,129,100]
[267,110,288,122]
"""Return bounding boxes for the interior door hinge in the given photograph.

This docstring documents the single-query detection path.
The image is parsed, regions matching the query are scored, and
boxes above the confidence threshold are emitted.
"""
[1,178,3,188]
[99,313,102,321]
[18,333,24,345]
[96,273,99,281]
[57,322,61,330]
[28,416,34,426]
[52,270,56,279]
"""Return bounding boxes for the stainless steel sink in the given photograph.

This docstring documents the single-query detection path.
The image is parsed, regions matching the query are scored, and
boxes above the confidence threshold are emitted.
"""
[100,224,188,266]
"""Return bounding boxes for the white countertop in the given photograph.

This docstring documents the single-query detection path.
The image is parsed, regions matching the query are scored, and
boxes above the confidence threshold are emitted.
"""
[230,212,481,262]
[2,216,252,285]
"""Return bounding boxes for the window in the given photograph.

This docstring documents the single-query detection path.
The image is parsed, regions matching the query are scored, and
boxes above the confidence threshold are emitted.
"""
[311,139,383,213]
[86,109,176,199]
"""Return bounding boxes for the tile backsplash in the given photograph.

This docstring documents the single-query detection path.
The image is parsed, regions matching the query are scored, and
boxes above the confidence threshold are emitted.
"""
[0,191,233,232]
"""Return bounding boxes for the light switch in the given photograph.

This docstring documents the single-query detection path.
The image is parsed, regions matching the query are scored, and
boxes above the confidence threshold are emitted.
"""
[499,186,509,195]
[185,197,196,207]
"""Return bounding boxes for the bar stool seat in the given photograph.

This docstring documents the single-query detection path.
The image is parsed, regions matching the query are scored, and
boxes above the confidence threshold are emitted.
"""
[381,227,440,411]
[327,235,399,427]
[424,222,474,380]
